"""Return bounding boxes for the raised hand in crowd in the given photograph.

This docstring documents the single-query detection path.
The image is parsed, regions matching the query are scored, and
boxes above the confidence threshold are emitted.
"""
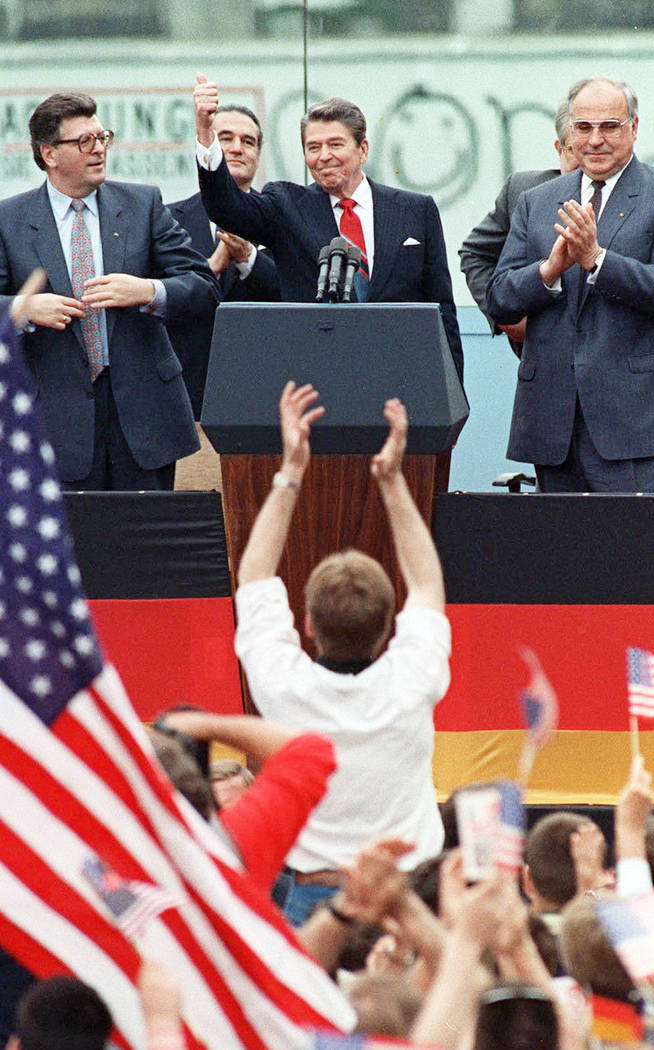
[237,382,324,585]
[616,753,653,862]
[615,753,654,897]
[297,838,412,971]
[570,819,614,896]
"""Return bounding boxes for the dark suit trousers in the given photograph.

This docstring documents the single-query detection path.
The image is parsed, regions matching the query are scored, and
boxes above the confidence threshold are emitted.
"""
[536,399,654,493]
[60,370,175,491]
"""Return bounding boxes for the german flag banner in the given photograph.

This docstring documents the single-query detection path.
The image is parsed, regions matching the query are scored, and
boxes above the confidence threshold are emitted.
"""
[432,493,654,804]
[66,490,654,806]
[64,492,242,721]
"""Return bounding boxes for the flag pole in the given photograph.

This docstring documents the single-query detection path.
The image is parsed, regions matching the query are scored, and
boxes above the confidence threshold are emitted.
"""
[517,738,536,789]
[630,714,640,758]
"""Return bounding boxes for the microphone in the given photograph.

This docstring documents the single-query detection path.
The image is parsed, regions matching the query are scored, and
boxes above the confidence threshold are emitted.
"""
[315,244,331,302]
[341,244,362,303]
[326,236,348,302]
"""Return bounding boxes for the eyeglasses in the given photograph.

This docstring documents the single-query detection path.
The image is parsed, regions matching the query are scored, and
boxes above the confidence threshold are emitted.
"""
[569,118,632,139]
[53,130,114,152]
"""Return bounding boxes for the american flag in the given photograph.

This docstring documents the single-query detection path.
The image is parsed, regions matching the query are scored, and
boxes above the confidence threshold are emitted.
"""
[595,893,654,984]
[518,647,558,751]
[493,781,525,873]
[82,858,182,941]
[627,647,654,720]
[455,781,524,879]
[0,310,354,1050]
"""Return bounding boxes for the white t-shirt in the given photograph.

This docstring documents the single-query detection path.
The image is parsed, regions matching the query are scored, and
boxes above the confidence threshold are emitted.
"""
[234,576,451,871]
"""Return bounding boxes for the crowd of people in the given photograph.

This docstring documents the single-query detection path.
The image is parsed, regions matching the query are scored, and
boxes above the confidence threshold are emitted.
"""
[2,67,654,1050]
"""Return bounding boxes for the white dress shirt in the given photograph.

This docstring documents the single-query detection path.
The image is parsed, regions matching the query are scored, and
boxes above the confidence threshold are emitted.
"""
[330,175,375,276]
[196,133,372,275]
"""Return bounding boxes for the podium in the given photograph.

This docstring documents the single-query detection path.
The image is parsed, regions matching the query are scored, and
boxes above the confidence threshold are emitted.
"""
[201,303,468,675]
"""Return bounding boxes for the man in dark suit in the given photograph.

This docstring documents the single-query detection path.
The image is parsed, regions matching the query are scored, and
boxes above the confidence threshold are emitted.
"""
[0,92,219,490]
[459,100,578,357]
[167,104,280,418]
[487,75,654,492]
[193,76,463,382]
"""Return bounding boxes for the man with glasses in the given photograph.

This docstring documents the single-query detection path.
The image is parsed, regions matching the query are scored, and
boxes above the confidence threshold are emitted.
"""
[487,75,654,492]
[0,92,219,490]
[459,100,578,359]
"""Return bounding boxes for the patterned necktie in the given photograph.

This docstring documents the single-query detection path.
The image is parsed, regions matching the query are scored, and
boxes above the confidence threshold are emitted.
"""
[590,179,606,220]
[70,198,104,381]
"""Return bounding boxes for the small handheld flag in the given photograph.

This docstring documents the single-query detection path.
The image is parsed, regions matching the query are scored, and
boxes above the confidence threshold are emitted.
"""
[517,647,558,785]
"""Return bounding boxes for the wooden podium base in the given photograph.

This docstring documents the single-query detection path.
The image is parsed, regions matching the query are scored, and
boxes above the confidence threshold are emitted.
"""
[221,451,450,709]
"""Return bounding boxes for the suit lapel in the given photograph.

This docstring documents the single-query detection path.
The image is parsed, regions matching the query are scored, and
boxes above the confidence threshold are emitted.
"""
[576,159,641,315]
[595,158,640,249]
[30,183,73,295]
[97,183,128,346]
[30,183,88,354]
[367,180,403,300]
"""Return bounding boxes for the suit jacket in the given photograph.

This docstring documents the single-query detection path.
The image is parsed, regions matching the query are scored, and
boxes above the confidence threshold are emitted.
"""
[486,156,654,464]
[167,191,280,416]
[0,180,219,480]
[459,168,560,356]
[198,162,463,381]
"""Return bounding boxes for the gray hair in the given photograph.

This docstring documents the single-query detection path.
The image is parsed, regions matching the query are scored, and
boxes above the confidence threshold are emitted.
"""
[554,100,570,143]
[567,76,638,120]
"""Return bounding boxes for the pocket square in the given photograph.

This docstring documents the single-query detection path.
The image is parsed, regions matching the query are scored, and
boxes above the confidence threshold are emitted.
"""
[403,236,420,246]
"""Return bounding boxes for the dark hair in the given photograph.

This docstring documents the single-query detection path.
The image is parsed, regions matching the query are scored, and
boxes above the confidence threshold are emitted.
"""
[214,104,263,149]
[300,97,367,146]
[148,727,213,821]
[333,921,384,976]
[15,976,112,1050]
[29,93,97,171]
[527,912,559,976]
[409,851,449,915]
[153,706,209,778]
[474,983,559,1050]
[525,812,595,908]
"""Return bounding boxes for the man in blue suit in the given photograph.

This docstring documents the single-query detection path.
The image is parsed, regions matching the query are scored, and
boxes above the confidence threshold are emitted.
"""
[193,76,463,384]
[488,75,654,493]
[167,104,280,418]
[0,92,219,490]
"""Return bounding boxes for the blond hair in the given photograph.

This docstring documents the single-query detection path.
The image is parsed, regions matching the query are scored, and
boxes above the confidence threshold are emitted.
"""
[305,549,395,662]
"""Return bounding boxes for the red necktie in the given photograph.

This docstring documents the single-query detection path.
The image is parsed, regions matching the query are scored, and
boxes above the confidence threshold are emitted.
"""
[338,198,369,279]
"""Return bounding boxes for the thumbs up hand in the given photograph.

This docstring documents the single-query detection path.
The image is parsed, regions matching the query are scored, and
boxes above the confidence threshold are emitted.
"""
[194,72,219,145]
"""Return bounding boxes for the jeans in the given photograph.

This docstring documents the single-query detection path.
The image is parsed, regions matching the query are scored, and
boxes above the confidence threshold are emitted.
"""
[272,868,338,926]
